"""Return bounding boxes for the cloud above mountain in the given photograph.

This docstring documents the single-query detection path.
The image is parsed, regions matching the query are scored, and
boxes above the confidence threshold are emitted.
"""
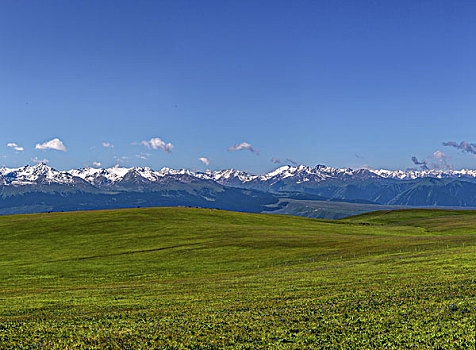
[411,151,452,170]
[227,142,258,154]
[411,156,428,170]
[198,157,210,166]
[32,157,49,163]
[271,158,281,164]
[141,137,174,153]
[7,143,24,151]
[443,141,476,155]
[113,155,128,164]
[102,142,114,149]
[432,150,451,170]
[136,153,150,160]
[35,138,67,151]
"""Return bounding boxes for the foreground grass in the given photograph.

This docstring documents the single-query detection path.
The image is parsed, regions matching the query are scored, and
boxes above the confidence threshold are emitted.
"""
[0,207,475,349]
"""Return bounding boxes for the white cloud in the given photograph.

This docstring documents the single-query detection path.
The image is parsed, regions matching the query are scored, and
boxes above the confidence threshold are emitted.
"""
[431,150,451,170]
[198,157,210,166]
[32,157,49,164]
[7,142,24,151]
[141,137,174,153]
[35,138,67,151]
[227,142,258,154]
[102,142,114,149]
[136,154,149,160]
[92,161,102,167]
[113,155,128,164]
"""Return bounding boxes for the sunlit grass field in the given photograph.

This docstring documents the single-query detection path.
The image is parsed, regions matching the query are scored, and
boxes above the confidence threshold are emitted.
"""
[0,207,475,349]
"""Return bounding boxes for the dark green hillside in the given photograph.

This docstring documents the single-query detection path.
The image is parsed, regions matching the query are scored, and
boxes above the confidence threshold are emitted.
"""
[388,178,476,206]
[263,176,476,207]
[0,208,475,348]
[0,183,281,215]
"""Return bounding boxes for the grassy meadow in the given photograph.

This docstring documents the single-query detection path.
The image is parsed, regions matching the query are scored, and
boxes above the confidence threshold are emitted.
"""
[0,207,475,349]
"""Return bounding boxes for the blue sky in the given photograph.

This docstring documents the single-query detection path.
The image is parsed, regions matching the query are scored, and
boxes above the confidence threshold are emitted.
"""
[1,1,475,172]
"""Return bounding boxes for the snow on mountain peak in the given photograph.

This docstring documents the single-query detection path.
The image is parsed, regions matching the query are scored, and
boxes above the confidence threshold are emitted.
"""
[1,163,475,188]
[70,166,132,184]
[1,163,77,185]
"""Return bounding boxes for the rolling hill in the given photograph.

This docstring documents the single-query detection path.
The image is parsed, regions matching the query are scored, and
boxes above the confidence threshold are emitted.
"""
[0,207,474,348]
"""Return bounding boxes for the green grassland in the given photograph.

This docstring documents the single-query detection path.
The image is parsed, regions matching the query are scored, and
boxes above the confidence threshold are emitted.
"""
[0,208,475,349]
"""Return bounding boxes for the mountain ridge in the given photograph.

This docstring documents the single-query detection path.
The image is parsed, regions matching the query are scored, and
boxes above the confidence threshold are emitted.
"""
[2,162,475,188]
[1,163,475,216]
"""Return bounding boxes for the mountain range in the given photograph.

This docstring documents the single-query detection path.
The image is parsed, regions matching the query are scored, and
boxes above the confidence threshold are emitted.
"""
[1,163,475,216]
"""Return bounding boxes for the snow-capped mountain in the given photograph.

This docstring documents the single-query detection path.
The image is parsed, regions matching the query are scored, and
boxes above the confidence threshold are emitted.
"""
[1,163,476,215]
[68,166,206,189]
[0,163,85,186]
[1,163,475,188]
[371,168,476,180]
[0,163,280,216]
[198,164,476,187]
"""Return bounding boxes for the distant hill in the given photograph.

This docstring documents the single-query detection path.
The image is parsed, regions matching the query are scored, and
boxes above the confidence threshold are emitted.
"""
[388,178,476,206]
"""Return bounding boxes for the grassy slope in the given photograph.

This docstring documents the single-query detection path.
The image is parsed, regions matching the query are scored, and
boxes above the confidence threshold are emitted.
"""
[342,208,476,224]
[0,208,475,349]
